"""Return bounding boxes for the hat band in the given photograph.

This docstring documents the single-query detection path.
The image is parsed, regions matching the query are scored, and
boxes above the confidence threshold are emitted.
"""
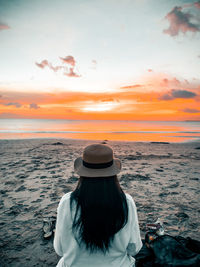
[83,160,113,169]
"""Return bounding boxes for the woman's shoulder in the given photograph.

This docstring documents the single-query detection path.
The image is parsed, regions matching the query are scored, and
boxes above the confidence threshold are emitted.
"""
[58,191,73,209]
[125,192,134,201]
[125,193,136,207]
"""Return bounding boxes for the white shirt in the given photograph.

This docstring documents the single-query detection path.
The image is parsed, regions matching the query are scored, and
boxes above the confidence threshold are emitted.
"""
[54,192,142,267]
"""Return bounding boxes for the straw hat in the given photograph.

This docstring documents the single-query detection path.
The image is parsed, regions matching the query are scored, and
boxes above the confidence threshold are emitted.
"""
[74,144,121,177]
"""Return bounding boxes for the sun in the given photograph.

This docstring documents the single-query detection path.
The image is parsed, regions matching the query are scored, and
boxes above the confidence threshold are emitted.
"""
[82,102,117,112]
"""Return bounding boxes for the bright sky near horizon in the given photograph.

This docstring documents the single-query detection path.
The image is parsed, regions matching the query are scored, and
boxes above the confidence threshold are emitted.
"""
[0,0,200,120]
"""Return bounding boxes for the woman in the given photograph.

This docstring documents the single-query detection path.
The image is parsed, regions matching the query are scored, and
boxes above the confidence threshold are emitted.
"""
[54,143,142,267]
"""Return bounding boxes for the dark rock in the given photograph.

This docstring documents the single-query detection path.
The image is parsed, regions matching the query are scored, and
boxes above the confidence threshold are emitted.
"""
[52,142,64,146]
[151,142,170,144]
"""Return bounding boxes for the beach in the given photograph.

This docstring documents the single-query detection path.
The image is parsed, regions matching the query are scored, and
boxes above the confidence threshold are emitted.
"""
[0,138,200,266]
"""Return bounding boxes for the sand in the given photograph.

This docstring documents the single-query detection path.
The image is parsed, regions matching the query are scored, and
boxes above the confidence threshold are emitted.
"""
[0,139,200,266]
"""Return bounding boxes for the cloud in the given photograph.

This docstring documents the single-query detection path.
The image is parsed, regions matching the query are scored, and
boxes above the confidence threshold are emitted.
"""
[91,59,97,70]
[160,93,174,100]
[162,78,169,86]
[35,60,62,72]
[35,60,49,69]
[160,89,197,100]
[172,89,197,98]
[29,103,40,109]
[184,79,189,84]
[92,60,97,65]
[36,55,80,77]
[163,6,200,36]
[194,1,200,9]
[60,56,80,77]
[173,77,180,85]
[60,56,76,66]
[1,85,200,120]
[64,67,81,78]
[0,23,10,31]
[101,98,115,102]
[183,108,200,113]
[161,76,196,89]
[0,113,24,119]
[120,84,142,90]
[4,102,22,108]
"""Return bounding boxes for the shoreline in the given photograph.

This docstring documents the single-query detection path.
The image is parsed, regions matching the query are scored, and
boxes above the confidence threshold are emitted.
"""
[1,137,200,144]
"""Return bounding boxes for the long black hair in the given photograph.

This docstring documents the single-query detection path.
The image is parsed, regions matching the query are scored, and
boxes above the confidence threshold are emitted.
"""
[70,175,128,253]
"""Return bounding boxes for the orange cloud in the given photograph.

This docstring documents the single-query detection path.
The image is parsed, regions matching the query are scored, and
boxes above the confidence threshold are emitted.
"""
[1,72,199,121]
[0,89,199,121]
[29,103,40,109]
[4,102,22,108]
[183,108,200,113]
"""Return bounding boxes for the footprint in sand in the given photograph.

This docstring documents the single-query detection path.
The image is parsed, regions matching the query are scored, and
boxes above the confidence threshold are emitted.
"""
[15,185,26,192]
[31,199,42,203]
[28,188,39,192]
[156,168,164,172]
[159,191,170,197]
[40,176,47,179]
[5,180,16,185]
[168,182,179,188]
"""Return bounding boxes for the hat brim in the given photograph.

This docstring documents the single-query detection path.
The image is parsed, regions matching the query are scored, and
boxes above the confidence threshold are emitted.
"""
[74,157,121,177]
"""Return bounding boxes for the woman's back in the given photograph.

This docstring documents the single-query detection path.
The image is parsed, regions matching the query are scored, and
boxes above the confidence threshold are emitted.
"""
[70,176,128,253]
[54,192,142,267]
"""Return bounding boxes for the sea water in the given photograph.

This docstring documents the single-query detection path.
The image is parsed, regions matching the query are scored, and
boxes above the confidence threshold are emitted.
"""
[0,119,200,142]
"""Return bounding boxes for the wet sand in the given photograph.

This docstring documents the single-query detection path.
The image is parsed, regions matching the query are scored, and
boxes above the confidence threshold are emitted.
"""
[0,139,200,266]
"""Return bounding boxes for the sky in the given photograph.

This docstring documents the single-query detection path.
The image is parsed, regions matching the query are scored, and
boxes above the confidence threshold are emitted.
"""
[0,0,200,121]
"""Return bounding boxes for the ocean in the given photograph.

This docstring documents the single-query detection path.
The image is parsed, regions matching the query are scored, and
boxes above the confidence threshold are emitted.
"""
[0,119,200,142]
